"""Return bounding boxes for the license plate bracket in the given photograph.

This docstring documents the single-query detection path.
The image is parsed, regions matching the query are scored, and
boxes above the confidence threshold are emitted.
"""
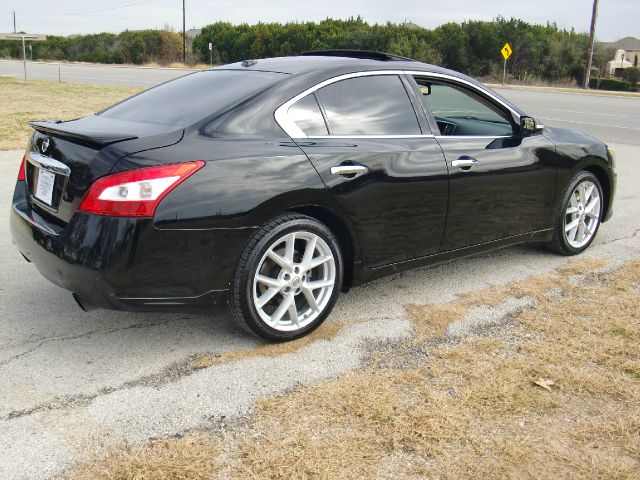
[34,169,56,206]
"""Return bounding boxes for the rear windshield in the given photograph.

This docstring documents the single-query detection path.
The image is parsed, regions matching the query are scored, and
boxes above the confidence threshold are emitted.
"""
[99,70,286,126]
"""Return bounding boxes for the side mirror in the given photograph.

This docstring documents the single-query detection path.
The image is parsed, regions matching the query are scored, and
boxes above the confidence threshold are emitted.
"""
[520,116,543,136]
[418,84,431,96]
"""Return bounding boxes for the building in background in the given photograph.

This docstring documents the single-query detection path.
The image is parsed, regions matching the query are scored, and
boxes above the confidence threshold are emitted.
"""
[603,37,640,77]
[607,49,635,75]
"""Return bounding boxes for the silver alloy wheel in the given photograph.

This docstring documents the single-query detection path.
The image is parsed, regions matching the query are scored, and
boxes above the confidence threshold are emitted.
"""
[563,180,601,249]
[252,231,336,331]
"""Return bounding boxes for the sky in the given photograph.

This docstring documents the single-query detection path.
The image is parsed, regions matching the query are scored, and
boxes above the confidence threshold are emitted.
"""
[4,0,639,42]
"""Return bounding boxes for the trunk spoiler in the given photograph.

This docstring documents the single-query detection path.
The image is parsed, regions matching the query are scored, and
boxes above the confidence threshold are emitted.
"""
[28,120,138,147]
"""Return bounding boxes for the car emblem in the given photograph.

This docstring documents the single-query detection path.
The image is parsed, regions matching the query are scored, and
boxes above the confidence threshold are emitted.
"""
[41,138,50,153]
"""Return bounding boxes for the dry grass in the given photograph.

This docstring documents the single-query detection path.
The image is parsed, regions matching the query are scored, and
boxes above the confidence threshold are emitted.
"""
[66,433,221,480]
[65,259,640,479]
[143,61,209,69]
[191,319,364,370]
[0,77,141,151]
[167,62,209,70]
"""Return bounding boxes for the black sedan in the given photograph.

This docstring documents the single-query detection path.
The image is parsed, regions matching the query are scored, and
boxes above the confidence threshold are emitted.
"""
[10,50,616,340]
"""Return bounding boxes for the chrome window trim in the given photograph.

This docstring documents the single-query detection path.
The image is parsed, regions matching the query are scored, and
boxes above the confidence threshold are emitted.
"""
[274,69,521,139]
[434,135,512,140]
[307,134,436,139]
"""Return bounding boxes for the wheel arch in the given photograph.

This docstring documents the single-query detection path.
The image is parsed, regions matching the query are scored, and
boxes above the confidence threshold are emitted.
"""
[579,161,613,222]
[287,205,360,291]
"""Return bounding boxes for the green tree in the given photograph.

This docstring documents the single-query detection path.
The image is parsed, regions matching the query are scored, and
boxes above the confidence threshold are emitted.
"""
[0,18,596,84]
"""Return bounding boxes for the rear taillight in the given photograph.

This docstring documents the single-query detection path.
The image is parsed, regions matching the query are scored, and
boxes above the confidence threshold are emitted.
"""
[17,155,26,181]
[77,161,204,217]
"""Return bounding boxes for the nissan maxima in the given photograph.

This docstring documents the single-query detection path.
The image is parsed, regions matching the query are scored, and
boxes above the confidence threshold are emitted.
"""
[10,50,616,340]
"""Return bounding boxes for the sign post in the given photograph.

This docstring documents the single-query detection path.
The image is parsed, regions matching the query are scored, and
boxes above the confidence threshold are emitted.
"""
[208,42,213,66]
[500,42,512,85]
[0,33,47,83]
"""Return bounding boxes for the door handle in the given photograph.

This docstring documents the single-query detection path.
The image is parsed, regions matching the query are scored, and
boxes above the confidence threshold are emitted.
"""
[330,164,368,176]
[451,157,480,169]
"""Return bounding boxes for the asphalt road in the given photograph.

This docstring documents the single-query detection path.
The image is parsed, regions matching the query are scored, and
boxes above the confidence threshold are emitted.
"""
[1,62,639,479]
[2,59,639,145]
[0,59,192,86]
[496,87,640,146]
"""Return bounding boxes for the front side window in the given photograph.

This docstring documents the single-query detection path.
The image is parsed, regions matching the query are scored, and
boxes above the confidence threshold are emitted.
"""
[413,77,514,137]
[314,75,421,135]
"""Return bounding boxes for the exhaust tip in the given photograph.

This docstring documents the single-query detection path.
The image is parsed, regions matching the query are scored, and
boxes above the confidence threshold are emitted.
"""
[72,293,88,312]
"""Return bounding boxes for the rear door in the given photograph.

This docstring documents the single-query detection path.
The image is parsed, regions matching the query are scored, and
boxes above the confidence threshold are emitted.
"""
[409,75,557,251]
[280,73,449,267]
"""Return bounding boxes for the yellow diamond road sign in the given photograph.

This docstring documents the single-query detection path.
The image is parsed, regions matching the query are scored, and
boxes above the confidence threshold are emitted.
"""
[501,42,513,61]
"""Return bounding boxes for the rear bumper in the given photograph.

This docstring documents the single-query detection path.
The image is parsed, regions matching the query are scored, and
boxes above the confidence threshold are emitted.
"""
[10,182,252,312]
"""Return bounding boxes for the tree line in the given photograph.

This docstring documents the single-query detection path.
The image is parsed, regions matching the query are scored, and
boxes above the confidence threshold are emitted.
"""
[193,17,613,84]
[0,17,615,83]
[0,28,182,65]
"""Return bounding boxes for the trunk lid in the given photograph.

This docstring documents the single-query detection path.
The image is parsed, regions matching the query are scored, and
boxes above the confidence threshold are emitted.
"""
[26,115,183,224]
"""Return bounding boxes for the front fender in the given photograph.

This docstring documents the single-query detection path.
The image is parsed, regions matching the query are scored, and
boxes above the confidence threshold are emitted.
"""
[543,127,615,222]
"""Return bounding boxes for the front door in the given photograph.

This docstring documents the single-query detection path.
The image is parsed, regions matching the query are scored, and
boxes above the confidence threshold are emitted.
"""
[410,76,557,251]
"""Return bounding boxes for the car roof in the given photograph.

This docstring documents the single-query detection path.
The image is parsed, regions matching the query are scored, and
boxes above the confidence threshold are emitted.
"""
[200,52,526,121]
[215,54,460,77]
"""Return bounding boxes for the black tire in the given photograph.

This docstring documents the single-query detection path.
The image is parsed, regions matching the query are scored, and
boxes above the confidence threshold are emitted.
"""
[228,213,343,341]
[545,170,603,256]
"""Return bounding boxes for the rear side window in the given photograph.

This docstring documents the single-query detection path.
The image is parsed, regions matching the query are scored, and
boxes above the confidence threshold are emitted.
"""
[100,70,285,126]
[315,75,421,135]
[287,94,328,136]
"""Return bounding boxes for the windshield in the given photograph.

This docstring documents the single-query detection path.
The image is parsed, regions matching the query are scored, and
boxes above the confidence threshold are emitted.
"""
[100,69,286,126]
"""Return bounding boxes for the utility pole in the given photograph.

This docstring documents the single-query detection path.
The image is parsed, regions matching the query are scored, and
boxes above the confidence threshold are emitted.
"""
[583,0,599,89]
[182,0,186,63]
[13,10,16,33]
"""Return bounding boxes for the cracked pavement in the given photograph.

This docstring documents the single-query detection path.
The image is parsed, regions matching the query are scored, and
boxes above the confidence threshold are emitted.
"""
[0,139,638,479]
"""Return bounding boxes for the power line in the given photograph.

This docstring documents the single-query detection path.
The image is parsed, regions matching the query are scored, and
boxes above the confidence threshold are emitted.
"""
[15,0,163,17]
[188,0,302,11]
[185,0,196,29]
[529,5,591,22]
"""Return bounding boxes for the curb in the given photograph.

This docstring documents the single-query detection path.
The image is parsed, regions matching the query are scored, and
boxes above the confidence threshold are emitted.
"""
[488,83,640,99]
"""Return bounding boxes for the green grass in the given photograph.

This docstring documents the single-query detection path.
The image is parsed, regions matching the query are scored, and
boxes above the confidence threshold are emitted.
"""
[610,327,633,338]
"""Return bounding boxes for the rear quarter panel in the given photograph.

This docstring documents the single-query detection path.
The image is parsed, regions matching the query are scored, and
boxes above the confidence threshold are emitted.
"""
[115,136,340,229]
[111,135,357,288]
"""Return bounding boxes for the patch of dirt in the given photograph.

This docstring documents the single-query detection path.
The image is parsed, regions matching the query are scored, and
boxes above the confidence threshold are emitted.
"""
[190,318,366,369]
